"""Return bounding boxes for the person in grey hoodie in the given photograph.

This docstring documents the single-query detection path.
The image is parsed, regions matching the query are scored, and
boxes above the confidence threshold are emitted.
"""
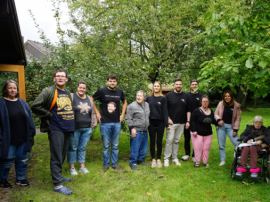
[126,90,150,170]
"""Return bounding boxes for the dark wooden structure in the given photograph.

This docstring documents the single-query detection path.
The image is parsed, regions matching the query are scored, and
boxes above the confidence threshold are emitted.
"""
[0,0,26,100]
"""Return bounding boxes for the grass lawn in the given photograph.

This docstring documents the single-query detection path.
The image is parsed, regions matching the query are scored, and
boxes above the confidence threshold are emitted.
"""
[11,108,270,202]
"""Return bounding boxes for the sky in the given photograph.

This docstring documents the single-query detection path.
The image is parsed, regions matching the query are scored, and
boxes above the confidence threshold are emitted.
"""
[15,0,72,44]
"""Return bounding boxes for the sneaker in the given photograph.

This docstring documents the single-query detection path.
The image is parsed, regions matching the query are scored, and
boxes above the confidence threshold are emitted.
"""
[0,179,12,189]
[194,163,200,168]
[203,163,210,167]
[172,158,181,166]
[219,161,225,166]
[151,160,157,168]
[164,159,169,167]
[102,166,109,173]
[16,179,30,186]
[69,167,78,175]
[112,165,122,171]
[54,185,73,195]
[137,162,149,166]
[79,167,89,173]
[250,173,258,178]
[182,155,190,161]
[61,177,71,182]
[130,164,139,170]
[157,160,162,168]
[192,157,196,163]
[236,171,243,177]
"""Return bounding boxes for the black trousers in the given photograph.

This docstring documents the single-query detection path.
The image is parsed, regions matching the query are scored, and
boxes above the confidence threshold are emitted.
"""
[184,128,194,157]
[48,130,70,186]
[148,120,165,159]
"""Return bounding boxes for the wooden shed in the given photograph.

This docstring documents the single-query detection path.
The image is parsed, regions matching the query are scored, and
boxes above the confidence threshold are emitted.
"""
[0,0,26,100]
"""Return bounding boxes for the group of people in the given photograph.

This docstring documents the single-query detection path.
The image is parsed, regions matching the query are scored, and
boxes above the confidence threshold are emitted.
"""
[0,70,269,196]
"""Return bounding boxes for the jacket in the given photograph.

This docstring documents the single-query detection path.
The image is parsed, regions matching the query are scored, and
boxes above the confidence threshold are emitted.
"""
[125,101,150,132]
[214,101,241,131]
[0,98,36,159]
[70,93,97,128]
[240,125,270,147]
[31,85,74,132]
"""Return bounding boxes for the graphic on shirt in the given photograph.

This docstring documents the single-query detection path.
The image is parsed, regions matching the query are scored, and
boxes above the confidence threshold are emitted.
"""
[77,102,91,114]
[56,94,74,120]
[181,99,185,102]
[196,98,200,100]
[107,102,116,113]
[203,117,212,124]
[157,102,161,105]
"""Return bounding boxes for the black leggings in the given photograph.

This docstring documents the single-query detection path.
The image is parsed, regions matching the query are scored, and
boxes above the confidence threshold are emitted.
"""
[148,119,165,159]
[184,128,194,157]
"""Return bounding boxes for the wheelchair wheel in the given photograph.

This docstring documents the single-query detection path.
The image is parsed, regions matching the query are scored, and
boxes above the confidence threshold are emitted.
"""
[265,178,269,185]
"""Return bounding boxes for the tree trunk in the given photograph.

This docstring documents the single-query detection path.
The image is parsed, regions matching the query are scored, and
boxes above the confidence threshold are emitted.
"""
[254,97,260,109]
[236,85,249,111]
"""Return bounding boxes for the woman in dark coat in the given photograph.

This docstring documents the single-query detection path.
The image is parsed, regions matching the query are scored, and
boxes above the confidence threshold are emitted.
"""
[0,80,36,189]
[236,116,270,178]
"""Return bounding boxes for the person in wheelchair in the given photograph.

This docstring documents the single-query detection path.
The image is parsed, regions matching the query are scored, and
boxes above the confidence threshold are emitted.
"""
[236,116,270,178]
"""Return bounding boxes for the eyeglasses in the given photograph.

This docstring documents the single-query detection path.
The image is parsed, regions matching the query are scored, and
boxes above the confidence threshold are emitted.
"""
[254,122,262,124]
[55,75,66,78]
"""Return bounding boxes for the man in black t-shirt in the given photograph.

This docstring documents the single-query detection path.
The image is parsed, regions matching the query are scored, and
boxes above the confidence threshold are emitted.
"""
[182,79,203,162]
[92,74,127,172]
[164,78,191,167]
[31,70,74,195]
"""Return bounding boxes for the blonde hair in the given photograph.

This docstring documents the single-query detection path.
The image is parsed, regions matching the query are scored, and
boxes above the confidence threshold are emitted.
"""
[151,81,164,96]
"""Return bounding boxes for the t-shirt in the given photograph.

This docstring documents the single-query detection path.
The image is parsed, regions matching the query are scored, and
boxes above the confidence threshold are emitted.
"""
[5,99,27,144]
[190,108,217,136]
[166,91,190,124]
[49,89,75,132]
[187,91,203,113]
[223,105,234,124]
[73,93,92,129]
[145,96,168,127]
[92,87,125,123]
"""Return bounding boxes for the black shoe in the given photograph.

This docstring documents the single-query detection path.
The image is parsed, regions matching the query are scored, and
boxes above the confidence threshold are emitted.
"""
[130,164,139,170]
[137,162,149,166]
[101,166,109,173]
[16,179,30,186]
[112,165,122,171]
[0,179,12,189]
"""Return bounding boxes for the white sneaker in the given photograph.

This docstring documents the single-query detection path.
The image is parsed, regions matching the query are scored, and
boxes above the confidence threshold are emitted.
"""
[172,158,181,166]
[151,160,157,168]
[164,159,169,167]
[157,160,162,168]
[192,157,196,163]
[69,167,78,175]
[181,155,190,161]
[219,161,225,166]
[79,167,89,173]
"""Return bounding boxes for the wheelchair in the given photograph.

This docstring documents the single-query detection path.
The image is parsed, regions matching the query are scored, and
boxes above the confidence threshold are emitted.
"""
[230,139,270,184]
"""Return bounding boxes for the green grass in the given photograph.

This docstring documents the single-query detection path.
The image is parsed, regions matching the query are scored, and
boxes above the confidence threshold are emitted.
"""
[11,108,270,202]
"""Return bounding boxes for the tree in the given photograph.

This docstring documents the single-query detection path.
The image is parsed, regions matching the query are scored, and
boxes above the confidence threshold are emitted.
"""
[199,0,270,108]
[65,0,215,84]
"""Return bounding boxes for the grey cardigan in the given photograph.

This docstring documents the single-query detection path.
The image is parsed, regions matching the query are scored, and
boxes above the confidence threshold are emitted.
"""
[125,101,150,132]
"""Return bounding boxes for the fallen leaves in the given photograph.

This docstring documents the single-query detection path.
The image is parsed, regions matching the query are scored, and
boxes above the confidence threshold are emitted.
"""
[158,175,164,178]
[146,192,152,195]
[212,181,216,183]
[242,181,248,186]
[187,175,193,179]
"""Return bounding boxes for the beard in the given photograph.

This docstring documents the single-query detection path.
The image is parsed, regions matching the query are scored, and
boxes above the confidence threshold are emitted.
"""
[108,85,116,90]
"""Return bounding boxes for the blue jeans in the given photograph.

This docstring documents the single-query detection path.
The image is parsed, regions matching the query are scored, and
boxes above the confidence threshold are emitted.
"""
[0,142,30,181]
[100,122,121,167]
[67,127,93,164]
[129,131,148,165]
[217,123,239,161]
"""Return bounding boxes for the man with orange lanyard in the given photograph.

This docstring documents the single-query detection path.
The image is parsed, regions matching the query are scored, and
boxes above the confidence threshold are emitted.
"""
[31,70,74,195]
